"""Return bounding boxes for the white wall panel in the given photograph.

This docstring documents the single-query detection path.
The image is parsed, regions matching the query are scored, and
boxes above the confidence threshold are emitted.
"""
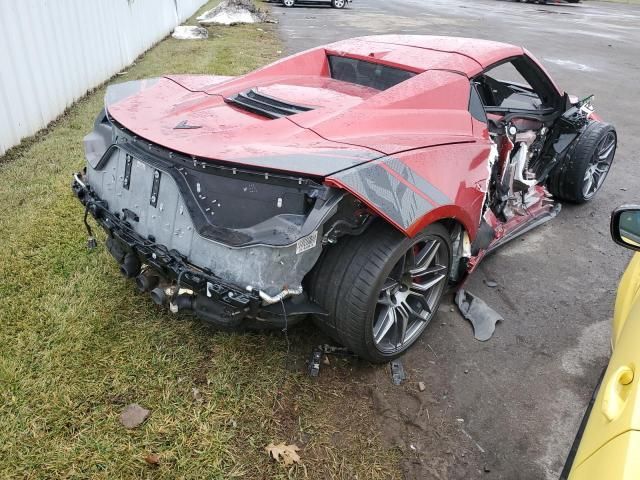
[0,0,208,155]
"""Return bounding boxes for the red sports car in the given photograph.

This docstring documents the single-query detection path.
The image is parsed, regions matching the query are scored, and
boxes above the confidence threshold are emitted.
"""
[73,35,616,362]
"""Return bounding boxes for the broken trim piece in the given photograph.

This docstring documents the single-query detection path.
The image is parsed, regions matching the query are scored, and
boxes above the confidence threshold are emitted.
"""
[390,359,407,385]
[455,289,503,341]
[486,203,561,255]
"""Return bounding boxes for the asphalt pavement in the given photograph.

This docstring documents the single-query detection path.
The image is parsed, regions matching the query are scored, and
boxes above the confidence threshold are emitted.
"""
[272,0,640,478]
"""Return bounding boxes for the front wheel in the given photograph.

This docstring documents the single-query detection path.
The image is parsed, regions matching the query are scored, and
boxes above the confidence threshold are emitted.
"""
[308,222,451,363]
[331,0,347,8]
[548,122,617,203]
[283,0,295,7]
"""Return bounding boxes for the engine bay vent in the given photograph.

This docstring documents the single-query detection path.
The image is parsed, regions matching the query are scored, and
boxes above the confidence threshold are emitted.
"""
[225,88,314,119]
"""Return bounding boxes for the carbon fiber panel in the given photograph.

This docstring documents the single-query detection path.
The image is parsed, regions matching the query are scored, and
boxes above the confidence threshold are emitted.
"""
[332,159,447,229]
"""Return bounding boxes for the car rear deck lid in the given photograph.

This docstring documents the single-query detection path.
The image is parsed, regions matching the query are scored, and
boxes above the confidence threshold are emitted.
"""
[225,88,315,119]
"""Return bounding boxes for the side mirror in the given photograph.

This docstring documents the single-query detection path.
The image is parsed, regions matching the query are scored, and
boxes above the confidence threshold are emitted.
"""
[611,206,640,251]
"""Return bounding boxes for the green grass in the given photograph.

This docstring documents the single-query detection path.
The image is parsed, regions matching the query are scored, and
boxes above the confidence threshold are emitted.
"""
[0,2,399,478]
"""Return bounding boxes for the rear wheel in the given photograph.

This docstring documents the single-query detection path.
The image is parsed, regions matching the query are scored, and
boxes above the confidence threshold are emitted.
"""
[308,222,451,363]
[548,122,616,203]
[331,0,346,8]
[283,0,295,6]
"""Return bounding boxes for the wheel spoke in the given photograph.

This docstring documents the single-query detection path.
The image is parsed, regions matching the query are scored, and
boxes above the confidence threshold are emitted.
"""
[581,132,616,199]
[381,277,398,292]
[402,299,421,320]
[378,280,396,306]
[372,235,449,353]
[598,135,616,160]
[395,304,409,347]
[419,264,447,277]
[409,240,439,276]
[592,169,606,190]
[585,160,611,197]
[411,272,446,292]
[409,288,432,312]
[594,162,610,173]
[582,174,594,197]
[399,250,411,279]
[373,306,396,344]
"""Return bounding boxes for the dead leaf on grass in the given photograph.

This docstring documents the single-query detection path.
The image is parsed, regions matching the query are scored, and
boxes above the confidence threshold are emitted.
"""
[265,442,301,466]
[144,453,161,466]
[119,403,150,429]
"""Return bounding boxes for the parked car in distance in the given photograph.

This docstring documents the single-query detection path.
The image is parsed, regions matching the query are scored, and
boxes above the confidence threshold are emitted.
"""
[519,0,581,4]
[562,206,640,479]
[73,35,616,362]
[282,0,350,7]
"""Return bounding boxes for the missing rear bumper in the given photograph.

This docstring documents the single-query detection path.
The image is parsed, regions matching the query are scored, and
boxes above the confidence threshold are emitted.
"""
[72,175,327,327]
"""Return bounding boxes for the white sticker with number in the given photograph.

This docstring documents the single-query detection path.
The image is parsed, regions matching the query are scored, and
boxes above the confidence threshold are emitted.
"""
[296,231,318,254]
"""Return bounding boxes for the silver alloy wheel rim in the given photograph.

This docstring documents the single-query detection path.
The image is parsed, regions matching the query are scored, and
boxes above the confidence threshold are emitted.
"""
[582,131,616,199]
[284,0,294,5]
[372,237,448,354]
[334,0,345,6]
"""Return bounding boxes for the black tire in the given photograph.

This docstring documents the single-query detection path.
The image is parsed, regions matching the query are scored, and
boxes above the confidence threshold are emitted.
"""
[331,0,346,7]
[548,121,616,203]
[308,222,451,363]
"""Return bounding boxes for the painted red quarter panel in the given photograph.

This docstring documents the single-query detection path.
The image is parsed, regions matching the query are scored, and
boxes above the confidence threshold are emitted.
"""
[104,35,550,242]
[327,141,492,240]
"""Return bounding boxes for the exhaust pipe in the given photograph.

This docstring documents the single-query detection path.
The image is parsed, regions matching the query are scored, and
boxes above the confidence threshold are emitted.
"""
[150,287,167,306]
[174,294,194,312]
[171,294,243,327]
[136,273,159,293]
[106,237,125,264]
[119,252,141,278]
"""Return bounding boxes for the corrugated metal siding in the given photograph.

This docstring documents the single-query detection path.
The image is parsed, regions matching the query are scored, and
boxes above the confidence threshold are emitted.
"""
[0,0,208,155]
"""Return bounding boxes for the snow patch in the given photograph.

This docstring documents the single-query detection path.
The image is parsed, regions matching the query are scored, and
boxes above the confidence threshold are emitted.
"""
[172,26,209,40]
[197,0,269,26]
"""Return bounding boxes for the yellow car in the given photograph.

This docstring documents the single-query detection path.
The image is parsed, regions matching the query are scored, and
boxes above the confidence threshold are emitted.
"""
[562,206,640,479]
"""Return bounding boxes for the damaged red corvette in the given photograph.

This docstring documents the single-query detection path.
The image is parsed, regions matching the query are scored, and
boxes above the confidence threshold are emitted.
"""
[73,35,617,362]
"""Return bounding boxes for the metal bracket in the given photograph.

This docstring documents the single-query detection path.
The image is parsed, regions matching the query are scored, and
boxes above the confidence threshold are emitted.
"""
[123,154,132,190]
[122,208,139,223]
[308,348,322,377]
[307,344,356,378]
[319,344,355,356]
[150,169,161,207]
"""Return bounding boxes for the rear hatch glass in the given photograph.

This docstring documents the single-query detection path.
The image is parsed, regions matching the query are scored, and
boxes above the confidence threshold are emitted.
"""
[328,55,416,91]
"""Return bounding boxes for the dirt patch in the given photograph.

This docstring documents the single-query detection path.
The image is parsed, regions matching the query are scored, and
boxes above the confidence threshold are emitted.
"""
[364,352,492,479]
[284,322,492,479]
